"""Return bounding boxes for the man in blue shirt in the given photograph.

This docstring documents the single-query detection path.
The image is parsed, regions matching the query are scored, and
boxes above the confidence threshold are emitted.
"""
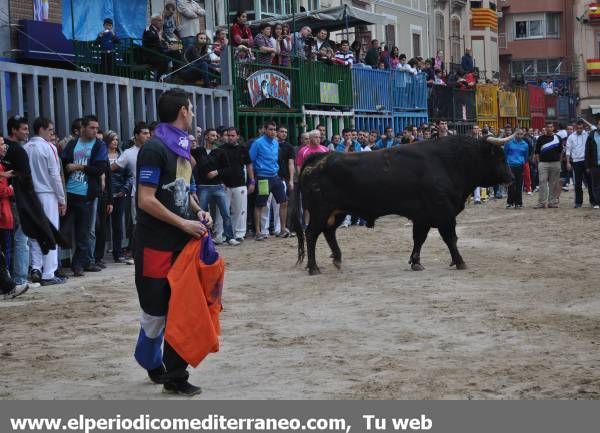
[61,115,108,276]
[249,121,288,241]
[336,128,362,152]
[376,127,396,149]
[504,128,529,208]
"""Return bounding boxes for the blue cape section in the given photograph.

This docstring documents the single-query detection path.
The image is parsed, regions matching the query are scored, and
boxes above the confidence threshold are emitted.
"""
[62,0,147,41]
[134,327,164,371]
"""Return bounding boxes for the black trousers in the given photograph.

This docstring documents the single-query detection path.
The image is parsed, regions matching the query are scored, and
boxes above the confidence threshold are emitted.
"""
[572,161,597,206]
[109,196,125,260]
[66,194,92,270]
[589,167,600,206]
[94,196,108,262]
[507,165,524,206]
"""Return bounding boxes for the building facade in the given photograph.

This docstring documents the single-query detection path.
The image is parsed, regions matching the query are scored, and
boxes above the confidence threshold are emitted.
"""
[498,0,574,88]
[573,0,600,117]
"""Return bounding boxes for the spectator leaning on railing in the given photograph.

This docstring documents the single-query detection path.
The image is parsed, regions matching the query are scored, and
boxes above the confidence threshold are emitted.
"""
[231,10,253,48]
[95,18,119,75]
[334,40,354,67]
[254,23,278,65]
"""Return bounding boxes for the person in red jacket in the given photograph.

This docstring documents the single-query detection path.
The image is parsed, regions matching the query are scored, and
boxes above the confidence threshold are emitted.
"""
[0,136,28,299]
[230,10,253,48]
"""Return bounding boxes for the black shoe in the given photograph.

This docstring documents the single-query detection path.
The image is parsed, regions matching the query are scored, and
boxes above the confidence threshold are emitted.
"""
[95,260,107,269]
[84,264,102,272]
[114,257,127,264]
[72,268,84,277]
[148,365,167,384]
[3,283,29,300]
[163,380,202,396]
[55,268,68,279]
[30,269,42,283]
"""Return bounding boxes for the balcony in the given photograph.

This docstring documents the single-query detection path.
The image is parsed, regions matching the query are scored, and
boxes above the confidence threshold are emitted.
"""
[586,59,600,79]
[451,0,467,12]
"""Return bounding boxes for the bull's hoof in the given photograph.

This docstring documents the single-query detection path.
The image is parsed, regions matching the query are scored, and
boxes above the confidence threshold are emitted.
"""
[456,262,467,270]
[411,263,424,271]
[332,259,342,269]
[308,267,321,275]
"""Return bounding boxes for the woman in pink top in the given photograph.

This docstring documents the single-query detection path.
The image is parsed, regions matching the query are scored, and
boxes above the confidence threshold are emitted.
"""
[296,130,329,169]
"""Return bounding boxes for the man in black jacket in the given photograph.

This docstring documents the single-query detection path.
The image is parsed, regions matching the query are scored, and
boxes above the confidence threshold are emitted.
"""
[210,127,255,242]
[193,129,240,245]
[61,115,109,276]
[585,118,600,209]
[143,14,169,80]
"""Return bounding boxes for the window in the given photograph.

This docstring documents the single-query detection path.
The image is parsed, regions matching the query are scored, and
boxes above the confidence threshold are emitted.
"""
[229,0,255,21]
[510,59,562,77]
[259,0,296,18]
[470,1,483,8]
[546,13,560,38]
[489,2,496,11]
[306,0,319,11]
[435,13,445,56]
[514,14,560,39]
[385,25,396,48]
[412,33,421,57]
[450,17,461,63]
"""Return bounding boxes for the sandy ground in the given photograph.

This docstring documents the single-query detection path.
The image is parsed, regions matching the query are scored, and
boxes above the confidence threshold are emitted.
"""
[1,190,600,400]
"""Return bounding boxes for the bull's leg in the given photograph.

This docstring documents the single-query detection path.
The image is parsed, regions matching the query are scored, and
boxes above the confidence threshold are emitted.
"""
[323,225,343,269]
[306,221,324,275]
[438,221,466,270]
[409,222,430,271]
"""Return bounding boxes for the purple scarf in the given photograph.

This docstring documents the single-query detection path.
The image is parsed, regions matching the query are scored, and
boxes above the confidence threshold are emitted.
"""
[154,123,191,160]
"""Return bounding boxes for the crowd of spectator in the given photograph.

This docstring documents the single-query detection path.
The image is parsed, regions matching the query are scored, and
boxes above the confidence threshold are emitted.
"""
[3,105,600,301]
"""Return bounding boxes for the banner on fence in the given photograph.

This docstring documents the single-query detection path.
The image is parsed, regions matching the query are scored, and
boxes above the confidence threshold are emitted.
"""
[247,69,291,108]
[499,91,517,118]
[320,82,340,104]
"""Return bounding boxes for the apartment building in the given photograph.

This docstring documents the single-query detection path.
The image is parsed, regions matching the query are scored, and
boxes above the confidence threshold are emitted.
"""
[498,0,575,88]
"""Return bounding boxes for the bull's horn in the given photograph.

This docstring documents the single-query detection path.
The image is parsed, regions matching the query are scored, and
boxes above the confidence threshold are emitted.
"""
[486,133,516,145]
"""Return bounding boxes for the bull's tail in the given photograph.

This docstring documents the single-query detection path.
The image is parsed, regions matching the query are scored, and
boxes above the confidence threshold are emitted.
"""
[291,177,305,266]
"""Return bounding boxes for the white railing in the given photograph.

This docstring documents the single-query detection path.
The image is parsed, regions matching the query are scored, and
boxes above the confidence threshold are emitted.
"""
[0,61,233,138]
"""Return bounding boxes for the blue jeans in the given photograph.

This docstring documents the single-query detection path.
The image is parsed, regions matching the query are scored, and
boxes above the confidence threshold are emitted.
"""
[12,224,29,285]
[87,198,98,264]
[198,184,234,241]
[110,196,125,260]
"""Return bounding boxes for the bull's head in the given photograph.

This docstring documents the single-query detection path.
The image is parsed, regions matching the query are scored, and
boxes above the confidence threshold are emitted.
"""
[479,134,515,186]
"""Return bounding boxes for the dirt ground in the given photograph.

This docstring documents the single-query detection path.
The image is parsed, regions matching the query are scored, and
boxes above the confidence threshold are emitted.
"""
[1,190,600,400]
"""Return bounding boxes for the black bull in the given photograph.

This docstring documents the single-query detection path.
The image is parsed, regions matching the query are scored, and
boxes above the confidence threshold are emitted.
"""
[292,135,514,275]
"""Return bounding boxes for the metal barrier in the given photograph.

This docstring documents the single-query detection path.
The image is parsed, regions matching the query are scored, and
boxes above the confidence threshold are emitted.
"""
[453,122,477,136]
[429,86,476,124]
[0,60,232,139]
[237,112,303,145]
[498,90,517,129]
[515,87,531,129]
[303,108,354,138]
[392,111,429,133]
[528,85,546,130]
[476,84,499,129]
[299,60,353,108]
[557,95,573,123]
[391,71,428,111]
[351,68,392,112]
[353,112,393,134]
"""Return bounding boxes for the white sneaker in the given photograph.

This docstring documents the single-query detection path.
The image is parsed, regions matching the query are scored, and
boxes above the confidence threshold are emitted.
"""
[3,283,29,300]
[527,191,532,195]
[27,282,41,289]
[594,205,600,209]
[227,238,240,246]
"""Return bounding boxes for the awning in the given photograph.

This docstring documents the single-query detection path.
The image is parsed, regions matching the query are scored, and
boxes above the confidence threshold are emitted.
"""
[590,104,600,114]
[248,4,388,33]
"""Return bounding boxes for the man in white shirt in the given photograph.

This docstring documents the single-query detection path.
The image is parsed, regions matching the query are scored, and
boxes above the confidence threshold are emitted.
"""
[111,122,150,261]
[24,117,66,286]
[566,121,596,208]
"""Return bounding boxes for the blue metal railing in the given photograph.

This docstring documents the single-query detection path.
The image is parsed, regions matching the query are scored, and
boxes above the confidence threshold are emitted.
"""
[352,68,392,112]
[391,71,428,111]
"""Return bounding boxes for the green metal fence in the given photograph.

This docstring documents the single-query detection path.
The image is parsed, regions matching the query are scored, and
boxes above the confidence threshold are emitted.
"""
[298,60,352,108]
